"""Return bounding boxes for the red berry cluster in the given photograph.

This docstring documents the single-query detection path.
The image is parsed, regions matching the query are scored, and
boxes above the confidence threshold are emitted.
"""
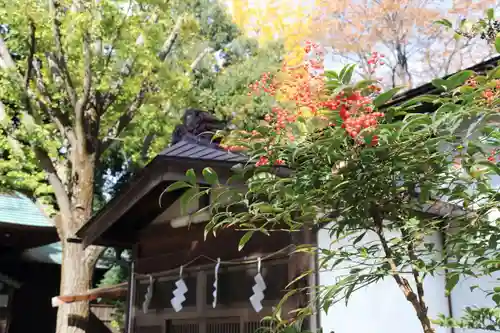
[220,143,247,152]
[255,155,285,167]
[321,90,383,143]
[264,106,298,132]
[488,149,498,163]
[367,51,385,74]
[482,89,495,104]
[248,72,279,96]
[256,156,269,167]
[466,78,477,88]
[304,40,320,54]
[244,41,387,167]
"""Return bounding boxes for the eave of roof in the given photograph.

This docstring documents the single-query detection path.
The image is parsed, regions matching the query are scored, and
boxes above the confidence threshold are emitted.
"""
[385,55,500,107]
[20,242,112,268]
[74,136,248,246]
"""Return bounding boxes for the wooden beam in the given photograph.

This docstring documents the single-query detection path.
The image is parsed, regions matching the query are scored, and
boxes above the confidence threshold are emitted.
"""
[81,164,166,247]
[52,282,128,307]
[79,157,242,248]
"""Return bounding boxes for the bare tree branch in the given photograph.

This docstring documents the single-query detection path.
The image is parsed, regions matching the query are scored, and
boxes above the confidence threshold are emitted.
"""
[401,228,426,308]
[371,207,435,333]
[190,46,214,72]
[140,133,156,162]
[84,245,105,267]
[48,0,77,107]
[24,20,36,90]
[99,13,161,114]
[0,35,40,119]
[100,82,149,153]
[32,59,78,147]
[158,15,184,62]
[34,147,73,237]
[0,26,78,149]
[75,32,92,145]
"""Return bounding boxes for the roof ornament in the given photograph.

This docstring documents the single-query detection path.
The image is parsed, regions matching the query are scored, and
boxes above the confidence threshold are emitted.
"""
[171,109,228,145]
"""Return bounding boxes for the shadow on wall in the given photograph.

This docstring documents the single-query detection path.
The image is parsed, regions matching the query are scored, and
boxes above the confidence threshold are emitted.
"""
[7,262,60,333]
[89,311,115,333]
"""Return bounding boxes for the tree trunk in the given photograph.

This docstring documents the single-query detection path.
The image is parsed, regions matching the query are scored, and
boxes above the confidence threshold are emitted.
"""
[56,241,95,333]
[55,150,99,333]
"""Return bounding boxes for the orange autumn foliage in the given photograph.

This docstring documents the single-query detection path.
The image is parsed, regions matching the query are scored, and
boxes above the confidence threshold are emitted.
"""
[226,0,495,88]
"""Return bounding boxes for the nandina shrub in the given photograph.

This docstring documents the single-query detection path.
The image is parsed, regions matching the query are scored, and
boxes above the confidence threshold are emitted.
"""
[167,41,500,333]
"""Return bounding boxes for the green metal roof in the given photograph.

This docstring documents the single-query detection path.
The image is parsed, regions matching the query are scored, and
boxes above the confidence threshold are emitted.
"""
[22,242,62,265]
[0,193,53,227]
[0,193,112,269]
[22,242,112,269]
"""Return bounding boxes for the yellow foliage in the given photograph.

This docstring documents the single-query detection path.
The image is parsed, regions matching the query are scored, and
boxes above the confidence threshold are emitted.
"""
[224,0,317,64]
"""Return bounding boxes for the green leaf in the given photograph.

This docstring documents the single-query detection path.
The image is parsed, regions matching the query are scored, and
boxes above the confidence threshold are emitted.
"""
[419,186,430,203]
[164,181,192,193]
[354,79,378,90]
[345,281,356,305]
[338,65,349,81]
[202,167,219,185]
[434,19,453,28]
[353,231,366,245]
[493,293,500,305]
[21,112,36,133]
[477,161,500,175]
[487,8,495,20]
[373,87,402,107]
[488,234,498,250]
[341,64,356,84]
[445,70,474,90]
[431,78,449,91]
[496,34,500,54]
[238,230,254,251]
[445,273,460,295]
[399,95,439,108]
[186,168,197,185]
[325,70,339,79]
[179,187,198,215]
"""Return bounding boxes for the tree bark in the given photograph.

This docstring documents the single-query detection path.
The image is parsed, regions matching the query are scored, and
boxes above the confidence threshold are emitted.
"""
[55,149,102,333]
[371,207,435,333]
[56,241,95,333]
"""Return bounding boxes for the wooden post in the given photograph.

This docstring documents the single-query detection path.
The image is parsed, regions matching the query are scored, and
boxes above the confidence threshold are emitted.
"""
[125,245,138,333]
[287,227,315,325]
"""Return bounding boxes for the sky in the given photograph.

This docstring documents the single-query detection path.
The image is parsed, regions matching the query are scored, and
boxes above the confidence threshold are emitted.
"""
[221,0,500,87]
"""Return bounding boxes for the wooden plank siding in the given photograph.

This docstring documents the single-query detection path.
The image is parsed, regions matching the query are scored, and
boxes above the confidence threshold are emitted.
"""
[129,219,316,333]
[136,222,292,274]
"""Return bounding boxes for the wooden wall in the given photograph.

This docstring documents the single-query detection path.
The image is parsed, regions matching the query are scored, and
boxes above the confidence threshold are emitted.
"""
[135,222,292,274]
[130,221,316,333]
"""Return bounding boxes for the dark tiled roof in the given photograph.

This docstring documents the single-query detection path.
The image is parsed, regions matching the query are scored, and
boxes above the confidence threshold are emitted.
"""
[160,133,247,163]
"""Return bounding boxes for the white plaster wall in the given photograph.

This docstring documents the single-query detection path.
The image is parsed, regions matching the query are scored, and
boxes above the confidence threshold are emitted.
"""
[317,227,451,333]
[443,118,500,333]
[449,272,500,333]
